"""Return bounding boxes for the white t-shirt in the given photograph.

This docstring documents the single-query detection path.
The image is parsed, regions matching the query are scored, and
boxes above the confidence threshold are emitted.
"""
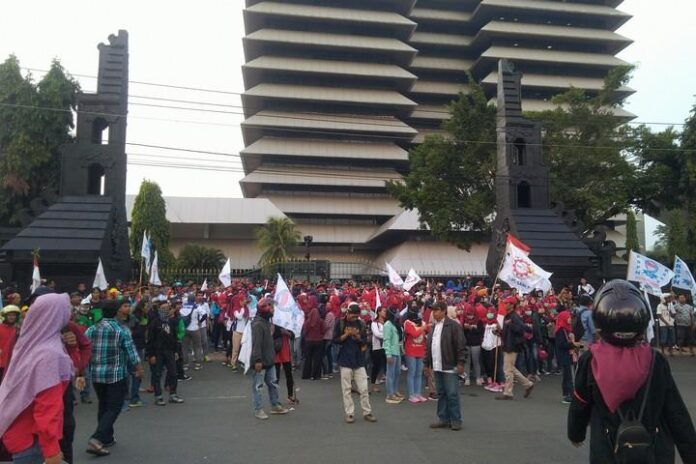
[181,304,208,331]
[371,321,384,350]
[234,307,248,334]
[431,320,454,373]
[658,303,674,327]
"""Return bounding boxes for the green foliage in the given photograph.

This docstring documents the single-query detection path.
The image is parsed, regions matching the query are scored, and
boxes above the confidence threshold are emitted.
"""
[0,55,79,225]
[655,210,689,261]
[255,217,301,266]
[130,180,174,266]
[624,210,640,258]
[177,244,226,269]
[387,81,496,249]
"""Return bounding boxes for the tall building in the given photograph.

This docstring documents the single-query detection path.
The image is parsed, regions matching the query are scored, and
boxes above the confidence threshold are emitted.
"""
[238,0,633,277]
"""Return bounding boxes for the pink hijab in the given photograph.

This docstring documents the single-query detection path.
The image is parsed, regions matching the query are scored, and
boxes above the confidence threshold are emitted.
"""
[0,293,73,436]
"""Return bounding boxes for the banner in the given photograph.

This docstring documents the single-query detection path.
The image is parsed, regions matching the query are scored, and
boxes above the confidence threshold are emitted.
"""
[385,262,404,287]
[507,234,531,255]
[375,288,382,310]
[272,274,304,337]
[403,268,422,291]
[626,251,674,296]
[92,258,108,291]
[30,256,41,293]
[149,251,162,286]
[218,258,232,288]
[140,230,151,273]
[200,278,208,292]
[499,243,552,294]
[239,322,252,374]
[672,256,696,298]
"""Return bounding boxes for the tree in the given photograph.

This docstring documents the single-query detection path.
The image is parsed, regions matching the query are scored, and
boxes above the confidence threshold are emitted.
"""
[0,56,79,225]
[130,180,174,266]
[655,210,689,262]
[177,244,225,269]
[388,68,639,249]
[255,217,301,266]
[624,210,640,258]
[387,80,496,249]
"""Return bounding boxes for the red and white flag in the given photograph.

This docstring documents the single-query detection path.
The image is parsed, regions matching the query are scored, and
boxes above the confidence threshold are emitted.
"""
[30,255,41,293]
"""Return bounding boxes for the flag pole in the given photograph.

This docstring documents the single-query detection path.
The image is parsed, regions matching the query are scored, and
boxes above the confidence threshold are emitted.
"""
[139,257,144,289]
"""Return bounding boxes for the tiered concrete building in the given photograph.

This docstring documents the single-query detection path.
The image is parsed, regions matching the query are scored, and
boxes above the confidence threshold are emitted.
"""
[231,0,634,277]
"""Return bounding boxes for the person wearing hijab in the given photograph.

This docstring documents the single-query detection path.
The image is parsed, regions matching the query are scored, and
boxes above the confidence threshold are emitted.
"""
[554,310,581,404]
[403,306,429,403]
[0,293,74,464]
[568,280,696,463]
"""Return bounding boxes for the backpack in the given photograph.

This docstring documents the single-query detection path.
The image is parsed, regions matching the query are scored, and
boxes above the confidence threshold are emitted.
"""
[572,308,587,340]
[611,352,657,464]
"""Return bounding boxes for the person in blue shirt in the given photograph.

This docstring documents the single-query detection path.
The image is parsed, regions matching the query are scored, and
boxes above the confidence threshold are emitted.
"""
[577,295,596,346]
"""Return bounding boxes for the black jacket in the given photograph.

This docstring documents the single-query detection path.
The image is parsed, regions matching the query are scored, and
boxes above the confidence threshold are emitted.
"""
[425,318,468,371]
[568,350,696,464]
[502,312,527,353]
[250,316,275,369]
[145,313,178,357]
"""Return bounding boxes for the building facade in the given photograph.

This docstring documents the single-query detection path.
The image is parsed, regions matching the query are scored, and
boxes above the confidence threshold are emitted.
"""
[234,0,633,277]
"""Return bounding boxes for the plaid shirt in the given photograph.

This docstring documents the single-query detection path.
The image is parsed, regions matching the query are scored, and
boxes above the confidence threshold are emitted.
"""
[86,318,141,384]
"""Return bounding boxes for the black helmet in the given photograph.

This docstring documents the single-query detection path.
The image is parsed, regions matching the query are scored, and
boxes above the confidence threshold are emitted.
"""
[592,280,650,346]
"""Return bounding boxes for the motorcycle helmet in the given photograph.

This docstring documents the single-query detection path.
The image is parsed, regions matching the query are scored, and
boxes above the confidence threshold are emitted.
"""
[592,280,650,346]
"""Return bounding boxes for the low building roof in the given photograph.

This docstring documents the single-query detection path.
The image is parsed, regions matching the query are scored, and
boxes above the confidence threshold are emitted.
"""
[377,241,488,276]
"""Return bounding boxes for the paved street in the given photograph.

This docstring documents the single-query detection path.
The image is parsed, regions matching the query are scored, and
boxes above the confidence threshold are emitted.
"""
[73,355,696,464]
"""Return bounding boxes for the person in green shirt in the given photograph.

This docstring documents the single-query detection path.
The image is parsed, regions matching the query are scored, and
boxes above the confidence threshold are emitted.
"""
[383,308,404,404]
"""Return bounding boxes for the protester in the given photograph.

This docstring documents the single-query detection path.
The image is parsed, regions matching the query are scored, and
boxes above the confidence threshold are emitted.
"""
[577,294,596,348]
[657,293,675,356]
[180,297,206,371]
[568,280,696,463]
[496,298,535,400]
[382,307,404,404]
[462,303,484,386]
[370,306,386,393]
[0,293,74,464]
[273,325,297,405]
[146,302,185,406]
[403,305,429,403]
[85,299,143,456]
[302,302,325,381]
[554,310,580,404]
[673,294,694,356]
[333,304,376,423]
[0,305,20,384]
[250,298,289,420]
[425,302,467,431]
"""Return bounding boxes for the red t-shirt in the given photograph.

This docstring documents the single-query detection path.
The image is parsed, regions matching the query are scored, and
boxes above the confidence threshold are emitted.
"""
[403,320,428,358]
[2,381,68,458]
[0,323,18,369]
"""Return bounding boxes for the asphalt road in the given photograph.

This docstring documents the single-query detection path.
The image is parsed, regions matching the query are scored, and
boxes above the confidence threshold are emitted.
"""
[73,354,696,464]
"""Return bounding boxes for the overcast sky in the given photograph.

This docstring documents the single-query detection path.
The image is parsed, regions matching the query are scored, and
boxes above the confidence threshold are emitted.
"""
[1,0,694,247]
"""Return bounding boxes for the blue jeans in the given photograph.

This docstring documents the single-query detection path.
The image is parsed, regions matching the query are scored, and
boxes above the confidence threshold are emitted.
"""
[385,355,401,397]
[12,441,42,464]
[405,356,423,398]
[434,371,462,425]
[251,367,280,412]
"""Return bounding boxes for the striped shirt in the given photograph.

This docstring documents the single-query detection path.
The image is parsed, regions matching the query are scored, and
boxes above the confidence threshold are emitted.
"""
[86,318,140,384]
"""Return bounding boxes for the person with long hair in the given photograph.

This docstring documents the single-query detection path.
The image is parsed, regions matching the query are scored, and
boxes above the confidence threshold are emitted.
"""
[554,309,580,404]
[403,305,429,403]
[0,293,74,464]
[382,307,404,404]
[370,307,387,393]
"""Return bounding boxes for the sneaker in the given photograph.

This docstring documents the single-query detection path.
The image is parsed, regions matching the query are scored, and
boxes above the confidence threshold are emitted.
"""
[524,384,535,399]
[394,392,405,399]
[484,382,498,392]
[464,379,471,386]
[255,409,269,420]
[345,414,355,423]
[169,395,184,404]
[429,421,450,429]
[450,422,462,431]
[561,397,572,405]
[363,414,377,422]
[128,400,144,408]
[476,378,484,386]
[271,405,289,415]
[86,438,110,457]
[155,397,166,406]
[194,364,202,371]
[401,365,408,371]
[180,375,192,381]
[385,396,402,404]
[321,375,330,380]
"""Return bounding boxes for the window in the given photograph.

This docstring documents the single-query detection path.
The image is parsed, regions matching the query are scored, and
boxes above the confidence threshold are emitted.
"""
[514,138,526,166]
[91,118,110,144]
[517,181,531,208]
[87,163,106,195]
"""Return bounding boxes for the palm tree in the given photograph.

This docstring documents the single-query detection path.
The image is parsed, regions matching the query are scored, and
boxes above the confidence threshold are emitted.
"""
[255,217,301,266]
[177,244,226,269]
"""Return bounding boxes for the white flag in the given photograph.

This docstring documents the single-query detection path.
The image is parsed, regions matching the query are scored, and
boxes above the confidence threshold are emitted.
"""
[672,256,696,299]
[375,288,382,310]
[218,258,232,288]
[140,230,151,272]
[272,274,305,337]
[385,262,404,288]
[627,251,674,296]
[239,321,253,374]
[499,244,552,294]
[403,268,422,291]
[200,278,208,292]
[30,256,41,294]
[92,258,108,291]
[149,251,162,286]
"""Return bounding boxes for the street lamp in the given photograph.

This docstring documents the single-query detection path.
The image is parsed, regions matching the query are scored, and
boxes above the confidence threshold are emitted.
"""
[304,235,313,261]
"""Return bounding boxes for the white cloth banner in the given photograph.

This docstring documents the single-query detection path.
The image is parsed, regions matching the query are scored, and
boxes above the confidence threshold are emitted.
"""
[239,322,253,374]
[403,268,422,291]
[498,244,552,294]
[375,289,382,310]
[672,256,696,298]
[30,256,41,294]
[626,251,674,296]
[200,278,208,292]
[149,251,162,286]
[92,258,108,291]
[385,262,404,288]
[140,230,151,273]
[272,274,304,337]
[219,258,232,288]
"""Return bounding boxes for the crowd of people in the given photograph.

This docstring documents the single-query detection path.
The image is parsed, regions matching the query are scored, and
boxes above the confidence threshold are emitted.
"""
[0,275,695,463]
